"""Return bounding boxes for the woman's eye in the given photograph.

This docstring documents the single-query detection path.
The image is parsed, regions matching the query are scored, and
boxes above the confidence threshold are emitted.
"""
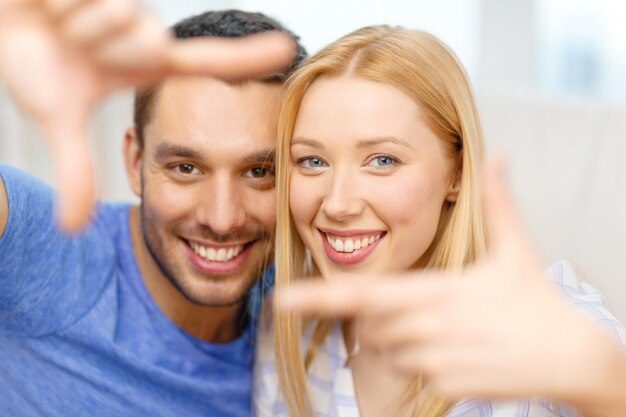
[174,163,200,175]
[368,155,397,168]
[298,157,327,168]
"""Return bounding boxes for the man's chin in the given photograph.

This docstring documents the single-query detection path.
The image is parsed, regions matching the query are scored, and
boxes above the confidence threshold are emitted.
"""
[174,276,257,307]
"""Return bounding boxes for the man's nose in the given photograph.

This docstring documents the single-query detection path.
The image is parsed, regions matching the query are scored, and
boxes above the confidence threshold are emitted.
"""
[320,169,365,222]
[195,175,246,236]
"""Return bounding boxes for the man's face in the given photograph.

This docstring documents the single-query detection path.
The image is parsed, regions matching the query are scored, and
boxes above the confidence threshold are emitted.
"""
[131,77,280,306]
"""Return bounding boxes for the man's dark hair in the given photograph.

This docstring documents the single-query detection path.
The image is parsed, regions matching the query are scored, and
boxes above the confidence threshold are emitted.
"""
[133,10,307,147]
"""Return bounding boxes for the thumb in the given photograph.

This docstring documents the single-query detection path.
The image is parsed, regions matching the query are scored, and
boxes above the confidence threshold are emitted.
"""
[41,117,95,232]
[164,31,297,80]
[483,156,532,257]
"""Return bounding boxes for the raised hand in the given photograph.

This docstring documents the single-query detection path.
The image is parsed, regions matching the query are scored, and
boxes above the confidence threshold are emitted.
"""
[0,0,295,231]
[279,158,626,415]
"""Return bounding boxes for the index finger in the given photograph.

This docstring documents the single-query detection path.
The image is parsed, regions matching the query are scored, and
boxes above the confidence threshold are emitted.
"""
[43,119,95,232]
[164,31,297,80]
[277,273,449,318]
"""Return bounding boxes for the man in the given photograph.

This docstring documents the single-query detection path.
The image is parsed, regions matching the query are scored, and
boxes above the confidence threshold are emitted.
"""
[0,5,305,417]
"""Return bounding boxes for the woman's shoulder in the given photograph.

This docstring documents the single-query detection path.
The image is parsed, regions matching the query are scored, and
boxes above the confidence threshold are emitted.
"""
[545,260,626,347]
[449,397,581,417]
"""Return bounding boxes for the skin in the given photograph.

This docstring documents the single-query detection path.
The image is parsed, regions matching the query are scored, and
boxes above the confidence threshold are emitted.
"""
[0,0,295,231]
[281,159,626,417]
[289,76,459,417]
[291,76,459,278]
[123,77,281,342]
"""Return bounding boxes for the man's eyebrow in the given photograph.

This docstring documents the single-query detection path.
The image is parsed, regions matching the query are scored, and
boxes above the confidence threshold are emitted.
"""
[356,136,414,150]
[241,149,275,164]
[153,143,206,161]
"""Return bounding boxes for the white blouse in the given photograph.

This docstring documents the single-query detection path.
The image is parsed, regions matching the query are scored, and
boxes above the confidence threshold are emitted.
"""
[254,261,626,417]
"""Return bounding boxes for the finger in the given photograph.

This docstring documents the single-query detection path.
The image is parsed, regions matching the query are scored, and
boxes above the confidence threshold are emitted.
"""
[483,156,533,256]
[164,31,297,80]
[58,0,139,47]
[88,11,167,72]
[41,118,96,232]
[390,345,488,384]
[277,280,365,317]
[278,274,448,318]
[44,0,92,18]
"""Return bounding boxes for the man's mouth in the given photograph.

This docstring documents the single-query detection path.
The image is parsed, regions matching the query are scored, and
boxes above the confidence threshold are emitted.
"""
[188,241,247,262]
[182,238,259,275]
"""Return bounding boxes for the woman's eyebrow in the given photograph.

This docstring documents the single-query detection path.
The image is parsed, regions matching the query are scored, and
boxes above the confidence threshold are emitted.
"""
[291,137,325,149]
[356,136,414,150]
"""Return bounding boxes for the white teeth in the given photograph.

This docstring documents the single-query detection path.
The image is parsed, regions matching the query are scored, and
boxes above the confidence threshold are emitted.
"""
[190,243,244,262]
[326,233,382,252]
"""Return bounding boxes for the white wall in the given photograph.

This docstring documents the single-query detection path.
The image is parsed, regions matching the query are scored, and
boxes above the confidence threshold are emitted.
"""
[233,0,480,77]
[1,1,625,321]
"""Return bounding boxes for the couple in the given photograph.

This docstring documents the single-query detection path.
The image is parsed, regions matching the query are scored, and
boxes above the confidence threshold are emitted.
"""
[0,4,624,417]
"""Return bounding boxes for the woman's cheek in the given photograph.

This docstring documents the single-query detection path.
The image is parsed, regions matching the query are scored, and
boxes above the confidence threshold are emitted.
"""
[289,175,320,228]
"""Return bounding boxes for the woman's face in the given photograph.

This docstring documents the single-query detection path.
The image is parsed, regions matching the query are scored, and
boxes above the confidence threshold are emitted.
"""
[289,76,459,277]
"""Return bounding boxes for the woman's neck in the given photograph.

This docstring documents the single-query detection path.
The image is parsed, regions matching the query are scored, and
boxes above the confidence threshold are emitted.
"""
[342,319,414,417]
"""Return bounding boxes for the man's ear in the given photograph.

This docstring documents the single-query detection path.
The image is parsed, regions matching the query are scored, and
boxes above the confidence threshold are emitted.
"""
[123,127,143,197]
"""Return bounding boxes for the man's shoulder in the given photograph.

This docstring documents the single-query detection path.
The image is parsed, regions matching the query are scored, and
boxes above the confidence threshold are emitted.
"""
[96,202,132,231]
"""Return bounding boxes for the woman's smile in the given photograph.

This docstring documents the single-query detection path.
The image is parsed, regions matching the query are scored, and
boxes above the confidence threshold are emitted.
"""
[318,228,387,265]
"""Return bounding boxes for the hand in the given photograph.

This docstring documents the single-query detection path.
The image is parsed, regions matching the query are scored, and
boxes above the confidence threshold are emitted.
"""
[279,158,623,408]
[0,0,295,231]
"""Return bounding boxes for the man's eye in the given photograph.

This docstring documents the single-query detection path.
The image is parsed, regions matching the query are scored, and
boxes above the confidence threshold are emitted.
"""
[174,163,200,175]
[298,157,327,168]
[247,166,275,178]
[367,155,398,168]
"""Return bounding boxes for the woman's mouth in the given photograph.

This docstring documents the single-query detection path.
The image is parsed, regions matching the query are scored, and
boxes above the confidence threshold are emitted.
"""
[319,229,386,265]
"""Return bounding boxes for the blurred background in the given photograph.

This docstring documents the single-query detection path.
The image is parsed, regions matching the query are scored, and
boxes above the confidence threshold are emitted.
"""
[1,0,625,321]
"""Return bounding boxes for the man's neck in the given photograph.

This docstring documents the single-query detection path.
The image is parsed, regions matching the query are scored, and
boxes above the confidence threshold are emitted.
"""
[128,207,244,343]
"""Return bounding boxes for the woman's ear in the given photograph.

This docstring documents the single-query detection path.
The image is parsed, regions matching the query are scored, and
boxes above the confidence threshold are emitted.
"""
[123,127,143,197]
[446,158,462,202]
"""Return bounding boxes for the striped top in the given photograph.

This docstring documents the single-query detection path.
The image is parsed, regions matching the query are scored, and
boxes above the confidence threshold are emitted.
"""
[254,261,626,417]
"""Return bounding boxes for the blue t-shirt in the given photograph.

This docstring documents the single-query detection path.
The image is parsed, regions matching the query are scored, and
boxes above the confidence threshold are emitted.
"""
[0,165,268,417]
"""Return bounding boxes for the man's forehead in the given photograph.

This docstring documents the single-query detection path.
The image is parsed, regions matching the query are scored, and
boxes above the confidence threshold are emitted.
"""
[156,76,282,108]
[143,76,281,155]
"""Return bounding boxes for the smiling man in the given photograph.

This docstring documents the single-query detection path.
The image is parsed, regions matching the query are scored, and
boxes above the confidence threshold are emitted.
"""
[0,7,305,417]
[125,73,283,340]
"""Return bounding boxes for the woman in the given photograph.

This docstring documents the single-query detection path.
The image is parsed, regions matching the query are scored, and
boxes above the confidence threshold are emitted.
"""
[255,26,625,417]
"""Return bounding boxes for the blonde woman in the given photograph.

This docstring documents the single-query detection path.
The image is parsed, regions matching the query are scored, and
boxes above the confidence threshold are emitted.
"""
[255,26,625,417]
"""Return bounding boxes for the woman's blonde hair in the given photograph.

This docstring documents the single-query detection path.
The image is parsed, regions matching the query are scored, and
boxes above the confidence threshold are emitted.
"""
[274,25,488,417]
